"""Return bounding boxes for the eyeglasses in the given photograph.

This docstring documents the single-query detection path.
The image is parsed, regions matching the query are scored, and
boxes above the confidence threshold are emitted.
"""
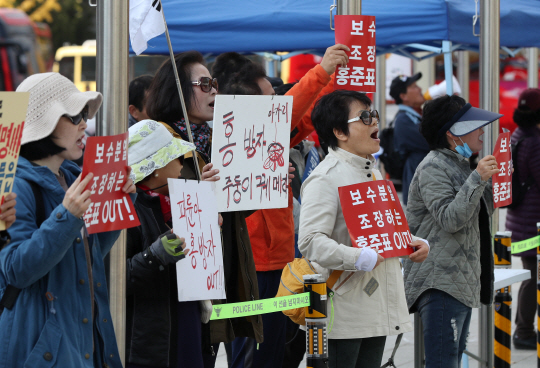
[64,106,89,125]
[191,77,218,93]
[347,110,379,125]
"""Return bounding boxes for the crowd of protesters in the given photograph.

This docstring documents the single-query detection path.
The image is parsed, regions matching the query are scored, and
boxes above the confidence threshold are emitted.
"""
[0,43,535,368]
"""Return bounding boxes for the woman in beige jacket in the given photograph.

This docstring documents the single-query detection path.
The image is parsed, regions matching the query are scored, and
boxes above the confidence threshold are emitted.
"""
[299,90,429,368]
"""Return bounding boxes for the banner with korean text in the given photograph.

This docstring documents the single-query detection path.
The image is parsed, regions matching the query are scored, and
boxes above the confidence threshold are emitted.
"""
[82,133,140,234]
[492,132,512,208]
[0,92,29,230]
[211,95,292,212]
[339,179,413,258]
[334,15,376,92]
[169,179,226,301]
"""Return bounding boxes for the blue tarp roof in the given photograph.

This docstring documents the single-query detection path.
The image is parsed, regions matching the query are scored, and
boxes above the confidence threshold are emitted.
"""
[136,0,540,55]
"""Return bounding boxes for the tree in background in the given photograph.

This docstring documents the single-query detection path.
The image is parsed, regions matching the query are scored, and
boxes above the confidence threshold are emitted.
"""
[0,0,96,51]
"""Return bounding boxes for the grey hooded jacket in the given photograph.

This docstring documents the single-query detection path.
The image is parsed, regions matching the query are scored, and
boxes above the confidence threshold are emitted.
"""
[403,148,494,310]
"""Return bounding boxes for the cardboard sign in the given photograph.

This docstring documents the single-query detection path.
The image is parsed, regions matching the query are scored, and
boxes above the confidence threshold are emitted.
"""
[492,132,512,208]
[81,133,140,234]
[338,179,413,258]
[334,15,376,92]
[169,179,226,301]
[211,95,292,212]
[0,92,29,230]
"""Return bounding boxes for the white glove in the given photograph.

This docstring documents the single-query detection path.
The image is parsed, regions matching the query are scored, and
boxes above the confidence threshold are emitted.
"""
[355,247,378,272]
[200,300,213,324]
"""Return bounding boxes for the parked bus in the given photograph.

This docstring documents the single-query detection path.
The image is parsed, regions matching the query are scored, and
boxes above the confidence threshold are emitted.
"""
[53,40,167,92]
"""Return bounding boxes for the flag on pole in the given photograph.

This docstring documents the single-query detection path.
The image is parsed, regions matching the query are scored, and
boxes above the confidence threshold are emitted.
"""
[129,0,166,55]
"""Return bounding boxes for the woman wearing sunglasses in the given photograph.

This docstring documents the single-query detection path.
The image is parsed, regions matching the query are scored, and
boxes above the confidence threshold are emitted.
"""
[0,72,136,368]
[299,90,429,368]
[142,51,262,368]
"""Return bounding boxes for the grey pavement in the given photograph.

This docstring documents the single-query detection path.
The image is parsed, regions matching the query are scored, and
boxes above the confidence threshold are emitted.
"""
[215,201,537,367]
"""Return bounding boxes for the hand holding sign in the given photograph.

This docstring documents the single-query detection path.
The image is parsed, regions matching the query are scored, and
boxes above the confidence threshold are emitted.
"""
[477,155,499,182]
[320,44,350,75]
[339,179,413,259]
[63,173,94,218]
[81,132,140,233]
[0,192,17,229]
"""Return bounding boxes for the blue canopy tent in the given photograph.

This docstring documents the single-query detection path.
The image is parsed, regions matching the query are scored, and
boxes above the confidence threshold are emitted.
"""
[137,0,540,56]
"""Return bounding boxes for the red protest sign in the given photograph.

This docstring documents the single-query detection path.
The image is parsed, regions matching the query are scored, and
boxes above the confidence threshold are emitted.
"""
[338,179,413,259]
[492,132,512,208]
[81,133,140,234]
[334,15,376,93]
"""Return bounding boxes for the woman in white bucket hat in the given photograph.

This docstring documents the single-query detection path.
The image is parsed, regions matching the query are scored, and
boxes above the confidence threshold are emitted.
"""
[0,72,135,368]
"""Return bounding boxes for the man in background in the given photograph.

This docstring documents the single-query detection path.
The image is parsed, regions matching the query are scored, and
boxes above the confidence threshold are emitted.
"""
[390,73,429,205]
[128,75,152,127]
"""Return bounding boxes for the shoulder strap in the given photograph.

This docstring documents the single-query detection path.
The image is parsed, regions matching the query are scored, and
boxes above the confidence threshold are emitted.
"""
[28,180,46,227]
[326,270,344,290]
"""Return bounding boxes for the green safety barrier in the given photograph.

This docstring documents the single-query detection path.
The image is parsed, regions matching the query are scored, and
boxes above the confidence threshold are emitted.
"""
[511,235,540,254]
[211,292,310,320]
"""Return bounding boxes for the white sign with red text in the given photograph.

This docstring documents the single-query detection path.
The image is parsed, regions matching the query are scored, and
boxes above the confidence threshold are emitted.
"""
[211,95,292,212]
[169,179,225,301]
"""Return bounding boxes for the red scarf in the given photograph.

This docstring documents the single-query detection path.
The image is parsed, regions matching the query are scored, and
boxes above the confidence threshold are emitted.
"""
[137,184,172,223]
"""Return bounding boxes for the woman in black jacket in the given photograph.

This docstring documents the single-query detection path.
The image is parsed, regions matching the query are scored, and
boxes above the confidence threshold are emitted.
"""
[126,119,205,368]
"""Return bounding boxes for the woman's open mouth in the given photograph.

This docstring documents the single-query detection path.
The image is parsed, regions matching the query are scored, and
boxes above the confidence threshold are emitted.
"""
[76,137,85,150]
[371,130,380,142]
[209,101,215,109]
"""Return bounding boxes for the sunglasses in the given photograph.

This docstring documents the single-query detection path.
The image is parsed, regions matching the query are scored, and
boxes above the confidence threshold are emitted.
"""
[191,77,218,93]
[64,106,89,125]
[347,110,379,125]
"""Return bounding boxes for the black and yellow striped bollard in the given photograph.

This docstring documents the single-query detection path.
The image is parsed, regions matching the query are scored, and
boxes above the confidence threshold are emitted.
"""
[494,231,512,368]
[304,274,329,368]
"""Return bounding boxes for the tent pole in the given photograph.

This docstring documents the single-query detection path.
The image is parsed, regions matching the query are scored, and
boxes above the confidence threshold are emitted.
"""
[457,51,470,102]
[479,1,500,368]
[528,48,539,88]
[374,55,386,129]
[96,0,129,365]
[442,41,453,95]
[337,0,360,15]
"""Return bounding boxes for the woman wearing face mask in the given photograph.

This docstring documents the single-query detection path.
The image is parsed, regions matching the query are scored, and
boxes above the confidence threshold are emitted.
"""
[402,95,502,368]
[145,52,263,367]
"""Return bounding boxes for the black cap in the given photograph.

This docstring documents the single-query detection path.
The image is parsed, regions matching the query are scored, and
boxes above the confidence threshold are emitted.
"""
[389,72,422,103]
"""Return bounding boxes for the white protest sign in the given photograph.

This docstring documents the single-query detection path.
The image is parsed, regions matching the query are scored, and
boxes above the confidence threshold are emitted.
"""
[211,95,292,212]
[169,179,225,301]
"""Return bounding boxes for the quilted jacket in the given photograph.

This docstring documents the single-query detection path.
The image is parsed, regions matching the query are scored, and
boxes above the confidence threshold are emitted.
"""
[403,148,494,310]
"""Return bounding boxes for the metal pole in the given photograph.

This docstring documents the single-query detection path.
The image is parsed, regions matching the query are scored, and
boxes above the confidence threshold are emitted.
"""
[374,55,386,129]
[337,0,360,15]
[442,41,454,96]
[457,51,470,102]
[479,1,500,367]
[96,0,129,365]
[528,48,539,88]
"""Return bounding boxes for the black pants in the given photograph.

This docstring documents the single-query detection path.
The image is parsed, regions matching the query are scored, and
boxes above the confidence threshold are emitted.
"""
[515,256,537,339]
[328,336,386,368]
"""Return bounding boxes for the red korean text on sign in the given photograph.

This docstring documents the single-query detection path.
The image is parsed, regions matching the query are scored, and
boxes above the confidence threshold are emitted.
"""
[492,132,512,208]
[81,132,140,234]
[0,120,24,205]
[334,15,376,93]
[338,179,413,259]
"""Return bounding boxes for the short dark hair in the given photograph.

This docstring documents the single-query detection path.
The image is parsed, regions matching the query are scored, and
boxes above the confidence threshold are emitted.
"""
[20,136,66,161]
[311,90,372,150]
[219,62,267,95]
[145,51,205,123]
[212,52,252,92]
[421,95,466,150]
[274,82,296,96]
[129,75,153,111]
[513,107,540,129]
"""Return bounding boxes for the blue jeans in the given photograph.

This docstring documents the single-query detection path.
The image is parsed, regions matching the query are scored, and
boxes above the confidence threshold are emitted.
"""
[417,289,472,368]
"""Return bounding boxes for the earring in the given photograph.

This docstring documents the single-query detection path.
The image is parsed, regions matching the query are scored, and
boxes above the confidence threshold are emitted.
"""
[154,173,159,177]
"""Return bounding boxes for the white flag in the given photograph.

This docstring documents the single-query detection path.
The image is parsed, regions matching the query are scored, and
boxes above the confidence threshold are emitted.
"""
[129,0,166,55]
